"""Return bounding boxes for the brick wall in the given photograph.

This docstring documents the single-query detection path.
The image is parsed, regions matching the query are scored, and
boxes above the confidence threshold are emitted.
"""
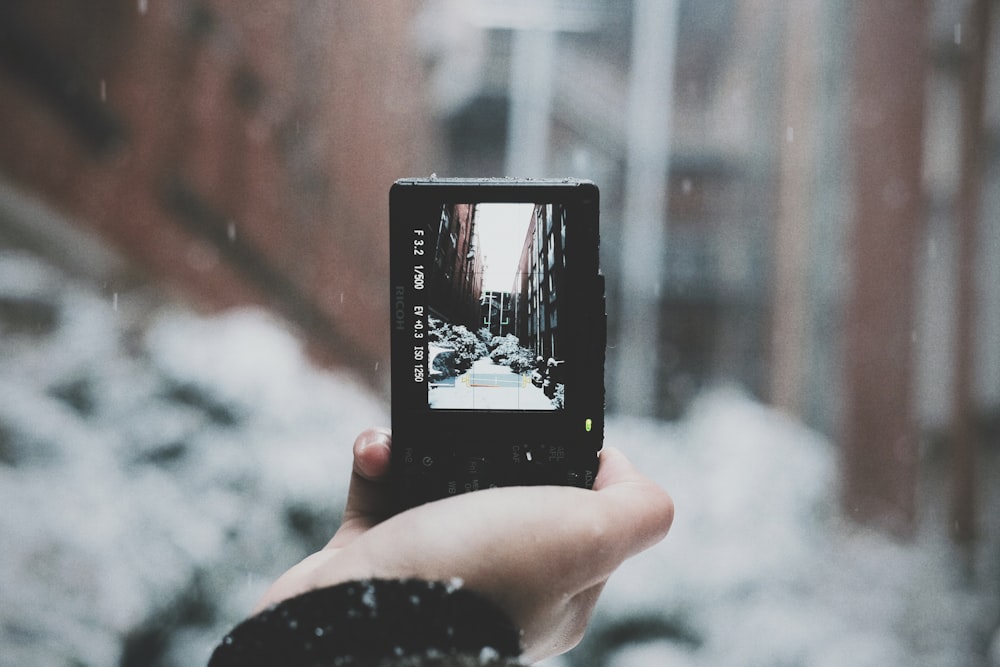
[0,0,434,388]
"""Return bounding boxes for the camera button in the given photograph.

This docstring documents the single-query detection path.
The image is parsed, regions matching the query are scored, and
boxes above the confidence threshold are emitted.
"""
[519,443,546,465]
[461,456,498,490]
[464,457,489,476]
[416,453,444,469]
[510,444,525,465]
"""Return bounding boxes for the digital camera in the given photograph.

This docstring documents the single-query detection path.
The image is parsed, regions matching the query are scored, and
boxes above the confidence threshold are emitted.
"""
[389,178,605,511]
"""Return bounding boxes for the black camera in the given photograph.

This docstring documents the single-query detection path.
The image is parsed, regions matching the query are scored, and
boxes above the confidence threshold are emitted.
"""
[389,178,605,511]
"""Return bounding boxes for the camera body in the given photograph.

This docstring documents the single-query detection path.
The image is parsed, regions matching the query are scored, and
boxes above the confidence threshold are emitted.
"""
[389,178,605,511]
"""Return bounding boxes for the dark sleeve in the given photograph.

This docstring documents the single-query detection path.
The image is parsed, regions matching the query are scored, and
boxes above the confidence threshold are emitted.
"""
[207,579,523,667]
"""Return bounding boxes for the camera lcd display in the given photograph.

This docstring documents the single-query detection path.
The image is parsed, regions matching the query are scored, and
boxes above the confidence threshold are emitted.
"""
[424,202,567,411]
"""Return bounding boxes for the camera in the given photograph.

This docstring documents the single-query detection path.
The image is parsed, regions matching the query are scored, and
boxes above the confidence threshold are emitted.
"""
[389,178,605,511]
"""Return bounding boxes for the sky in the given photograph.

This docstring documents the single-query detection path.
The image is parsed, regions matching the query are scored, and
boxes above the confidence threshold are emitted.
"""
[474,202,536,292]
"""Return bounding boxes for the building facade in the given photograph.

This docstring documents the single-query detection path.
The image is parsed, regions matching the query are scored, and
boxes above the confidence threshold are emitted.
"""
[0,1,432,384]
[427,203,483,329]
[481,289,515,337]
[512,203,565,362]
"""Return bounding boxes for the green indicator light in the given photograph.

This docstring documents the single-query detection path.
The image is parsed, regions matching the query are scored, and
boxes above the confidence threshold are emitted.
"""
[585,418,593,432]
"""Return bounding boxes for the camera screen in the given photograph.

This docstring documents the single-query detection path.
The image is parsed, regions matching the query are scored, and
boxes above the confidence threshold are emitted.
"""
[425,202,567,411]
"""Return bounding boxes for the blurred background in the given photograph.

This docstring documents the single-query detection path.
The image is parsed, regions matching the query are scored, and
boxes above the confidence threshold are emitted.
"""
[1,0,999,665]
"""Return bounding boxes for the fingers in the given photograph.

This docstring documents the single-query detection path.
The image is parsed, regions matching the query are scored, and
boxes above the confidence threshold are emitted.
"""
[325,428,392,549]
[592,446,646,490]
[591,446,675,557]
[349,449,671,663]
[353,427,392,481]
[262,441,673,661]
[359,447,672,596]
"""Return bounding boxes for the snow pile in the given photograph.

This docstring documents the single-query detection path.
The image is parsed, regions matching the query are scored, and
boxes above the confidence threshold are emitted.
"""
[551,392,993,667]
[0,251,386,666]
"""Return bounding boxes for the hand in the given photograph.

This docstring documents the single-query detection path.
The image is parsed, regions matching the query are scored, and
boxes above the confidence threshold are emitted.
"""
[256,428,674,663]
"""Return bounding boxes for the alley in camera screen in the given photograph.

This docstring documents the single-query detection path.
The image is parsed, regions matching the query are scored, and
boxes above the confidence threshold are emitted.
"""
[423,202,568,411]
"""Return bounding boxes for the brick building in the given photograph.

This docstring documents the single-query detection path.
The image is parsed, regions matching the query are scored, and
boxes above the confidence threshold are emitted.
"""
[0,0,433,387]
[512,203,565,363]
[481,289,514,337]
[426,203,482,328]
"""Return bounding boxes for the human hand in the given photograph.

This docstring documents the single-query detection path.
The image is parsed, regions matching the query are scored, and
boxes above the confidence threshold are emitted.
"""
[256,428,674,663]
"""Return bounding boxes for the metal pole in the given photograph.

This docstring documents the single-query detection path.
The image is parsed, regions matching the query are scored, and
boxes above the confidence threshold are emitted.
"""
[506,27,556,177]
[611,0,679,416]
[950,0,991,546]
[842,0,928,535]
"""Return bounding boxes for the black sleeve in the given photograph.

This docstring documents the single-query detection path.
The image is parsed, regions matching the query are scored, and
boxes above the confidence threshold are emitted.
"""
[207,579,523,667]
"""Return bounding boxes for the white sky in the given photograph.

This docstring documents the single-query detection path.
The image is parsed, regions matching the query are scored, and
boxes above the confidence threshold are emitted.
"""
[474,202,536,292]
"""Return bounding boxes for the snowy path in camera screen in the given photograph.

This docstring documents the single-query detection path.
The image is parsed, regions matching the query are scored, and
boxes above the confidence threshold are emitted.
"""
[428,358,556,410]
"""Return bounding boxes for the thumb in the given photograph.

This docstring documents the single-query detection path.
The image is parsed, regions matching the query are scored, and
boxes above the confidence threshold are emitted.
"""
[325,428,392,549]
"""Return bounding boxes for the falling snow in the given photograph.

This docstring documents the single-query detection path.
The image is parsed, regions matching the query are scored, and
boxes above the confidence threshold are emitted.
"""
[1,250,998,666]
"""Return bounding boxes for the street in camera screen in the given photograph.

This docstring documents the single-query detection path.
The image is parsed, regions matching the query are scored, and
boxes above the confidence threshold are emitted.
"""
[424,202,568,411]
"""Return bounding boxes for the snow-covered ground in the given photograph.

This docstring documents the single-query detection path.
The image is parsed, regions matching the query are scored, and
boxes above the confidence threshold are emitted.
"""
[429,357,557,410]
[1,248,998,666]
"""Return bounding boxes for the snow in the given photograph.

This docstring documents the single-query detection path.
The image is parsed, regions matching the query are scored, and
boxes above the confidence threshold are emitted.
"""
[429,358,556,410]
[0,250,386,666]
[1,248,998,666]
[543,394,999,667]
